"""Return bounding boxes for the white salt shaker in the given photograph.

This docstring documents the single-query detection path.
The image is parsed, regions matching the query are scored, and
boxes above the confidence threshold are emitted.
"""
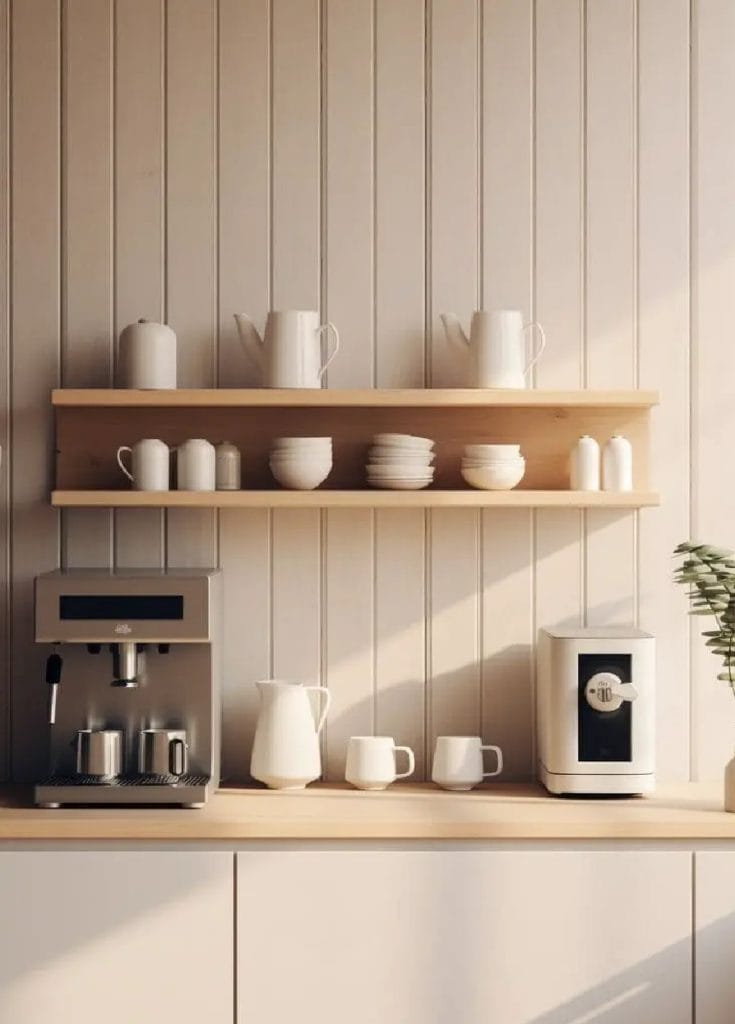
[177,439,216,491]
[215,442,241,491]
[602,434,633,491]
[570,435,600,490]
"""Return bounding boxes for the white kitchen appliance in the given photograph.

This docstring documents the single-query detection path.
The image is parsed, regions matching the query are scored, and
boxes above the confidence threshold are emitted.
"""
[537,627,655,796]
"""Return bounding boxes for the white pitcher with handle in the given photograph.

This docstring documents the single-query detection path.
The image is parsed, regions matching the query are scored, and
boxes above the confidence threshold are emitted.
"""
[440,309,546,388]
[233,310,339,388]
[250,679,331,790]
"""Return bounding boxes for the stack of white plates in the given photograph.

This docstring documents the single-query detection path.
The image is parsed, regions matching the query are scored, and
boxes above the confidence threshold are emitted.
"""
[461,444,525,490]
[270,437,333,490]
[366,433,435,490]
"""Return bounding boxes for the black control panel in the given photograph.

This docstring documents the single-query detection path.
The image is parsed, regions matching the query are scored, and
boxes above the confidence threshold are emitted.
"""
[578,653,632,762]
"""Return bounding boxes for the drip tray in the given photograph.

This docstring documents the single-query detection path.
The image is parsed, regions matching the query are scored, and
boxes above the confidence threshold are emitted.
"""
[35,773,212,808]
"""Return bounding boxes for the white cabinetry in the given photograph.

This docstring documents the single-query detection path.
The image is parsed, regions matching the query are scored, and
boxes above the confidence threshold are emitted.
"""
[237,849,691,1024]
[0,852,232,1023]
[695,851,735,1023]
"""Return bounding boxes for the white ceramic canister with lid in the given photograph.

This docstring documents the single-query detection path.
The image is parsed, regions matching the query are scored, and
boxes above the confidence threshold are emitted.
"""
[177,439,216,491]
[215,442,241,490]
[117,319,177,389]
[602,434,633,491]
[570,435,600,491]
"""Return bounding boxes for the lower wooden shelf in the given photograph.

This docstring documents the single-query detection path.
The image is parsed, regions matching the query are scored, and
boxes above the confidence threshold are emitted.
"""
[51,489,660,509]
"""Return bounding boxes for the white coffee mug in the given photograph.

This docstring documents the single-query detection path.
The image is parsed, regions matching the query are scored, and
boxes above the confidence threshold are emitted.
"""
[432,736,503,792]
[345,736,415,791]
[117,439,170,491]
[176,438,216,491]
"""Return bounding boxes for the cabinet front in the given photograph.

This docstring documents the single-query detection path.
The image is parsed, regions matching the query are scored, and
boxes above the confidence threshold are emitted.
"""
[0,851,233,1024]
[237,849,691,1024]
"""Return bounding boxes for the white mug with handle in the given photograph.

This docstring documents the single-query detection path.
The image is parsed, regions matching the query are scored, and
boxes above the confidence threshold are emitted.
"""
[117,438,170,491]
[432,736,504,792]
[234,310,340,388]
[345,736,416,791]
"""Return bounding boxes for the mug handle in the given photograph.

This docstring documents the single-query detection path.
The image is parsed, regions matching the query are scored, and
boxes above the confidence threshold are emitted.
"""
[316,322,340,380]
[169,738,186,777]
[116,446,134,483]
[522,321,547,377]
[394,745,415,780]
[305,685,332,734]
[481,744,503,778]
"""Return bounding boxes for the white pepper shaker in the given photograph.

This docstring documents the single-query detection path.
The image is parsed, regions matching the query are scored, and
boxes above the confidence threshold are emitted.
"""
[570,435,600,491]
[215,441,241,491]
[602,434,633,491]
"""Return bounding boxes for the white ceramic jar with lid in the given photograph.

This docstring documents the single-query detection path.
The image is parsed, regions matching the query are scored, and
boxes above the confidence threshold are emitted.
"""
[570,435,600,491]
[117,319,177,389]
[215,442,241,490]
[176,439,216,491]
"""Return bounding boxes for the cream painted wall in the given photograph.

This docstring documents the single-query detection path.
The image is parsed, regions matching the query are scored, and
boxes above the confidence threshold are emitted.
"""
[0,0,721,785]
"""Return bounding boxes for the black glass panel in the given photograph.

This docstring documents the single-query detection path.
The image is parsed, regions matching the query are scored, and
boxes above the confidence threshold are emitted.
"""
[578,653,632,762]
[59,595,184,621]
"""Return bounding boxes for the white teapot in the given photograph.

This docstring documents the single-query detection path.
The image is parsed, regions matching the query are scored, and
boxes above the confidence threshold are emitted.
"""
[233,310,339,388]
[250,679,331,790]
[440,309,546,389]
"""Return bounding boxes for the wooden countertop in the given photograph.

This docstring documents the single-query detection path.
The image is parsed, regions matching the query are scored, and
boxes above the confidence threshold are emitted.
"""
[0,782,733,841]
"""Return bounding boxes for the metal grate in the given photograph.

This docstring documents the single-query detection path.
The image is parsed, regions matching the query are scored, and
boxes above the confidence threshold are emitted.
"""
[39,773,210,788]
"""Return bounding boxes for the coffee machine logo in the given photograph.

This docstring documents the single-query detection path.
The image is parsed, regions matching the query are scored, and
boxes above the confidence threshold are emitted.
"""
[114,623,133,635]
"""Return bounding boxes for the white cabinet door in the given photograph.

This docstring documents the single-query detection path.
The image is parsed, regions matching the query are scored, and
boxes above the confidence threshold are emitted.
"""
[695,851,735,1023]
[237,850,691,1024]
[0,852,232,1023]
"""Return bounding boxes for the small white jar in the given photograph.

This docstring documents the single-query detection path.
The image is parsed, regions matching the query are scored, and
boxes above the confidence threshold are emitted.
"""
[215,442,241,491]
[176,439,215,491]
[570,435,600,491]
[602,435,633,491]
[725,751,735,812]
[117,319,177,389]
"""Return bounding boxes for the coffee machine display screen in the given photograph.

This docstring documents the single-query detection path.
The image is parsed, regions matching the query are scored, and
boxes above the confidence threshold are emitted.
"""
[59,594,185,621]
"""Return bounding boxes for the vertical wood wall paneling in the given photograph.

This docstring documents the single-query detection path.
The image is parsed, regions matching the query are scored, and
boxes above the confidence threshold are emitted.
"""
[60,0,113,570]
[270,0,322,721]
[0,0,8,777]
[374,0,427,775]
[10,0,61,781]
[322,0,375,779]
[534,0,584,647]
[165,0,217,569]
[638,0,690,781]
[427,0,481,748]
[114,0,165,569]
[481,0,534,778]
[692,0,735,779]
[583,0,636,627]
[218,0,271,782]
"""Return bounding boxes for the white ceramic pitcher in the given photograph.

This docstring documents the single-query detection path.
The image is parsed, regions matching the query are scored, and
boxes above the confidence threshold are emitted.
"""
[250,679,331,790]
[440,309,546,389]
[233,310,339,388]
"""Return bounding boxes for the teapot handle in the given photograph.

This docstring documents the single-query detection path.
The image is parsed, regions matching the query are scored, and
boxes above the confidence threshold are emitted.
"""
[305,685,331,734]
[522,321,546,377]
[316,322,340,380]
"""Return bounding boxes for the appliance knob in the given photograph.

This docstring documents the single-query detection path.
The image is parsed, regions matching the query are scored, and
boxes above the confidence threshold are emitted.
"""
[585,671,638,713]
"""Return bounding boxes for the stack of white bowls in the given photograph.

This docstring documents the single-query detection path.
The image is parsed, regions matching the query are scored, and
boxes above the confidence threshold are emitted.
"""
[269,437,333,490]
[366,433,435,490]
[461,444,525,490]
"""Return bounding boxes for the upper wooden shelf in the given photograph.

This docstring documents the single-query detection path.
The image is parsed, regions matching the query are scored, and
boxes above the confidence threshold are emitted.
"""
[52,387,660,409]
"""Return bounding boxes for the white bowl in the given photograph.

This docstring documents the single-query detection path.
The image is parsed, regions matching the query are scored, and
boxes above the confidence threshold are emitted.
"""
[463,444,522,460]
[367,465,435,479]
[368,477,433,490]
[461,462,525,490]
[368,452,435,465]
[272,436,332,447]
[373,433,434,451]
[461,457,525,469]
[270,461,332,490]
[270,451,333,462]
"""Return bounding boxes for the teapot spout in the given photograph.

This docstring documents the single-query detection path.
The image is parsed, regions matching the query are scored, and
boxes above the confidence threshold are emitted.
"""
[233,313,265,371]
[440,313,469,348]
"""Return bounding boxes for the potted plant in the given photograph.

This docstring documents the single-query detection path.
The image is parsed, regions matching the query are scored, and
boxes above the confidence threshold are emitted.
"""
[674,541,735,809]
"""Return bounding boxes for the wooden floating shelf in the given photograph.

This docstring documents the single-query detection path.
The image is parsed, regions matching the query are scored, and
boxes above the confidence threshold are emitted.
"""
[52,387,660,409]
[52,490,660,509]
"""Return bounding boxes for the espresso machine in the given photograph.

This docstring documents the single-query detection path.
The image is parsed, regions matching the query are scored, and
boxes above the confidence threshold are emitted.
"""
[536,627,655,796]
[34,569,222,808]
